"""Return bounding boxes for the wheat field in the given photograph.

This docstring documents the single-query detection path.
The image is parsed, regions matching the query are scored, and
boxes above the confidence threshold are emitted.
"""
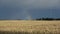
[0,20,60,34]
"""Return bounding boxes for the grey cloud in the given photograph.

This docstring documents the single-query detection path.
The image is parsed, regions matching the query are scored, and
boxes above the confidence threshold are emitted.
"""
[0,0,60,19]
[0,0,60,9]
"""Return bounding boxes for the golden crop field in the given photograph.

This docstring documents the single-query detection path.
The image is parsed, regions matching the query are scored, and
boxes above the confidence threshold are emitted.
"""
[0,20,60,34]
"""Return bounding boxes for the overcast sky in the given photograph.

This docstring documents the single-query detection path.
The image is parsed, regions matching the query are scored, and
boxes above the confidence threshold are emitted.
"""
[0,0,60,19]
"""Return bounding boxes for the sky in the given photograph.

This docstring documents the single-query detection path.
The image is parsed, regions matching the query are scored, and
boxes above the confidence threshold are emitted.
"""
[0,0,60,19]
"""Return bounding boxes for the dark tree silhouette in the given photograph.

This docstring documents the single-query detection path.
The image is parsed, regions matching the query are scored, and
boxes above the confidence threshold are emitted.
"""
[35,17,60,20]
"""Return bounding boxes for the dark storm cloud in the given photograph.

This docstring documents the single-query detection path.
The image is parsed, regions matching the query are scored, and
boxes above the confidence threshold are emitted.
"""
[0,0,60,8]
[0,0,60,19]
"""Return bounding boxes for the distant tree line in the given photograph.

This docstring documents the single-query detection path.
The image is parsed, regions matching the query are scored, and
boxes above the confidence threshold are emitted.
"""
[0,18,60,20]
[35,18,60,20]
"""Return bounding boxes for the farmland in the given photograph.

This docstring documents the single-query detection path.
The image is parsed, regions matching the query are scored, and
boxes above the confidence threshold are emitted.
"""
[0,20,60,34]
